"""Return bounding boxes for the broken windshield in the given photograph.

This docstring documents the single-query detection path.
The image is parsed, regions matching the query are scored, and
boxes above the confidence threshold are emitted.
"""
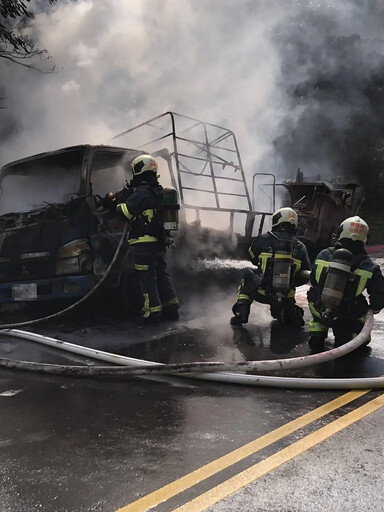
[0,149,84,215]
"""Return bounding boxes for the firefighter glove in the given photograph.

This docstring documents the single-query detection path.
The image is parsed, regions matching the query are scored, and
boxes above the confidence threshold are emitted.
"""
[319,310,335,327]
[96,193,117,212]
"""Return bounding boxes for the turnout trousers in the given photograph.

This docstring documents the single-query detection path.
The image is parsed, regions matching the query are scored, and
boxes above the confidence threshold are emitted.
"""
[132,243,179,321]
[232,269,304,327]
[308,301,369,348]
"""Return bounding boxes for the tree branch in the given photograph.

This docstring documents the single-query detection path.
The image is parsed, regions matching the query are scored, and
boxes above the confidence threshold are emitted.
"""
[0,0,60,72]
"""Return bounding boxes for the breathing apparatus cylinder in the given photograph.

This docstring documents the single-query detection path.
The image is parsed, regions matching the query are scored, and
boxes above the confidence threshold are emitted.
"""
[161,187,180,238]
[321,248,353,315]
[272,239,293,297]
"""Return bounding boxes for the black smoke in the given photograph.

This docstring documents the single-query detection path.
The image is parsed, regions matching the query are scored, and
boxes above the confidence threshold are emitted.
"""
[271,1,384,213]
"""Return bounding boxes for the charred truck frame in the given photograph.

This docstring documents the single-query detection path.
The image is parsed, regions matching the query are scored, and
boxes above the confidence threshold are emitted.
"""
[0,113,265,305]
[0,112,358,305]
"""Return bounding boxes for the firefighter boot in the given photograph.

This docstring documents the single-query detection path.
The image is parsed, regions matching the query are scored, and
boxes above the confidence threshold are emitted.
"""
[284,303,305,328]
[333,317,369,348]
[162,305,180,320]
[270,299,284,323]
[230,302,251,326]
[136,312,162,325]
[308,334,327,354]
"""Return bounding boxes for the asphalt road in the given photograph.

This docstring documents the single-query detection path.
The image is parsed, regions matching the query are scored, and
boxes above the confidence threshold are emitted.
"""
[1,273,384,512]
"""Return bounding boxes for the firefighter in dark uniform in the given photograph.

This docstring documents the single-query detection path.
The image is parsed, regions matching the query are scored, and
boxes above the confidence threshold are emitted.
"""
[307,216,384,353]
[111,154,179,324]
[231,207,311,327]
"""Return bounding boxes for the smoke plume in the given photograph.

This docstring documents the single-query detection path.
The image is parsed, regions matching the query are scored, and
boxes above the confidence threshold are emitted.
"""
[1,0,384,210]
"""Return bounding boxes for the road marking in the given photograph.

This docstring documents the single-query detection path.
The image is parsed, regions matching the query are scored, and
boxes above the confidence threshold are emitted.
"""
[116,390,369,512]
[175,393,384,512]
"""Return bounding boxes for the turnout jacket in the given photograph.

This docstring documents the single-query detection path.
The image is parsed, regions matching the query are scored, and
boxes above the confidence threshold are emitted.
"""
[116,184,164,245]
[248,228,311,298]
[307,240,384,316]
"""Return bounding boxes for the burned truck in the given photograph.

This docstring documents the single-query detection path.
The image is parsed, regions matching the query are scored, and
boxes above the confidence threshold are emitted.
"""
[280,169,359,260]
[252,168,359,261]
[0,113,266,306]
[0,112,359,307]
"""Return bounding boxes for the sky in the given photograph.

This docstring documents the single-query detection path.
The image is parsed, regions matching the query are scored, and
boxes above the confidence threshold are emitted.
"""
[1,0,384,188]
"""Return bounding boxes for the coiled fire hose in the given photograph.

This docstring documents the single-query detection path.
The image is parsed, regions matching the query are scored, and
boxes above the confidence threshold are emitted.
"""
[0,224,129,330]
[1,311,382,389]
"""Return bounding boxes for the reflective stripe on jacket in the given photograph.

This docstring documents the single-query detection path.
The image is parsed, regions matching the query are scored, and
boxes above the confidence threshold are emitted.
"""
[309,247,374,301]
[116,184,164,245]
[307,244,384,315]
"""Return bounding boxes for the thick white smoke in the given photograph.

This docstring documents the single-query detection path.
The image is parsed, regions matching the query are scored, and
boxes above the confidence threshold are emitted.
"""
[1,0,384,188]
[0,0,284,172]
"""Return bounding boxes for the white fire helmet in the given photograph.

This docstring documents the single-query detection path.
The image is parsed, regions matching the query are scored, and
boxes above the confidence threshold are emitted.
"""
[130,154,158,176]
[337,216,369,243]
[272,207,298,228]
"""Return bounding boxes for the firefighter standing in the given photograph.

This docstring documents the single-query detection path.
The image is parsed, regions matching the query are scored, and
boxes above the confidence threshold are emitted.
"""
[103,154,179,324]
[231,207,311,327]
[307,216,384,353]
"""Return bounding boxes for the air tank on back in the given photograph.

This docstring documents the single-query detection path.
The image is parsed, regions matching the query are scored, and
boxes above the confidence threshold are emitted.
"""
[321,248,354,313]
[272,239,294,297]
[161,187,180,239]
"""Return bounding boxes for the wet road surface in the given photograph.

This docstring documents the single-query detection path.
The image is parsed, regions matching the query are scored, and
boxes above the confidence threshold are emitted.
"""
[1,276,384,511]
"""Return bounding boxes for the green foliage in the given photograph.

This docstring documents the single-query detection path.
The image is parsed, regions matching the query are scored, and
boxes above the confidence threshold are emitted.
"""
[273,24,384,220]
[358,208,384,245]
[0,0,31,19]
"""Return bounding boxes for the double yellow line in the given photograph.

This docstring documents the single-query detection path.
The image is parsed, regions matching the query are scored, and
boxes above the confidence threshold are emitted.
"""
[117,390,384,512]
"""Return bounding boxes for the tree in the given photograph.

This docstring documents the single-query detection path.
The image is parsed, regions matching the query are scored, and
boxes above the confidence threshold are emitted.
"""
[0,0,58,72]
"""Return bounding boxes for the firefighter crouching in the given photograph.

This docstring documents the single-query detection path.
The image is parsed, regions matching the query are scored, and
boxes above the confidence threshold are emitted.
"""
[307,216,384,353]
[101,154,179,324]
[231,207,311,327]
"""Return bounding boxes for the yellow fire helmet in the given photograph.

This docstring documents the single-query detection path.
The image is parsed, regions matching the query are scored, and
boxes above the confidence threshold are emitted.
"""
[271,207,298,228]
[338,216,369,243]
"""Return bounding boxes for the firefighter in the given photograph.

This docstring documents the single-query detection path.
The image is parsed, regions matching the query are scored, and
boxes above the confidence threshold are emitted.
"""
[102,154,179,324]
[307,216,384,353]
[231,207,311,327]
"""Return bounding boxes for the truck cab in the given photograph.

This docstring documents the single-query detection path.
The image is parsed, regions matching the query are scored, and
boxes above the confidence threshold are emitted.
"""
[0,145,141,303]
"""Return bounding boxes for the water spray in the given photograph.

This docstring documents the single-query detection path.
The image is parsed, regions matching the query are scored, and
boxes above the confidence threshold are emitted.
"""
[190,258,254,272]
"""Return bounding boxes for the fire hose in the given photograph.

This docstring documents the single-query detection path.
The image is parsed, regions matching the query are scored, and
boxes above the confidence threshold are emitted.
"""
[0,224,129,330]
[1,310,383,389]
